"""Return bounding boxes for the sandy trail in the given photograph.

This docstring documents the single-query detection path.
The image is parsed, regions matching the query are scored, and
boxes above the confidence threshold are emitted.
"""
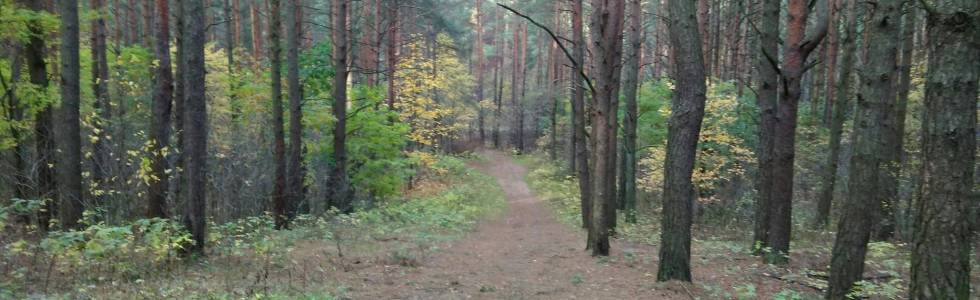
[346,150,685,299]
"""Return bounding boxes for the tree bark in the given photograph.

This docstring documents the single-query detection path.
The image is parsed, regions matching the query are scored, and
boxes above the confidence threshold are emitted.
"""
[586,0,625,257]
[620,0,643,224]
[148,0,173,218]
[474,0,485,144]
[910,0,977,298]
[826,0,900,297]
[385,0,399,109]
[766,0,828,264]
[269,0,287,229]
[752,0,779,253]
[250,1,263,58]
[19,0,56,230]
[814,0,860,229]
[286,0,305,221]
[657,0,707,281]
[90,0,112,207]
[571,0,592,231]
[328,0,353,212]
[181,0,209,254]
[57,0,84,229]
[510,22,525,153]
[891,5,914,240]
[821,0,839,126]
[232,0,241,47]
[872,0,913,241]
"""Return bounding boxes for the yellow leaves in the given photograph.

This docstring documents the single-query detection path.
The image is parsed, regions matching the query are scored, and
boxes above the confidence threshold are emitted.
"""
[394,33,476,148]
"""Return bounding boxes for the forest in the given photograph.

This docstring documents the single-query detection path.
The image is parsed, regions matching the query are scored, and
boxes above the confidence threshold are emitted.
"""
[0,0,976,299]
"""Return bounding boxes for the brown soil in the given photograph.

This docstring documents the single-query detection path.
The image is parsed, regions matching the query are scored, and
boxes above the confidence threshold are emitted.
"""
[338,150,690,299]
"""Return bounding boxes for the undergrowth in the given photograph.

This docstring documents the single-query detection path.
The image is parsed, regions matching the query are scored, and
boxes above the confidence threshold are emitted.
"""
[516,153,935,300]
[0,155,505,299]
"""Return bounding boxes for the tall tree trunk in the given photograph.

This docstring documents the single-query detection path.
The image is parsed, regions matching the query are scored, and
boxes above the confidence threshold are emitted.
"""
[250,1,263,58]
[872,0,911,241]
[752,0,779,253]
[385,0,399,109]
[142,0,153,47]
[814,0,859,228]
[19,0,56,230]
[286,0,304,222]
[474,0,485,144]
[182,0,209,254]
[128,0,138,45]
[821,0,840,126]
[148,0,173,218]
[619,0,643,224]
[826,0,900,297]
[90,0,112,207]
[766,0,828,264]
[510,22,525,153]
[328,0,352,212]
[571,0,591,231]
[657,0,707,281]
[269,0,287,229]
[586,0,625,257]
[58,0,84,229]
[173,0,186,211]
[910,0,977,298]
[5,48,26,201]
[697,0,710,77]
[232,0,241,47]
[358,0,379,86]
[547,0,560,161]
[892,5,914,240]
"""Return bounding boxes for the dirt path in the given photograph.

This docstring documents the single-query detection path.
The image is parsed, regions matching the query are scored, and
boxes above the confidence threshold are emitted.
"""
[346,150,687,299]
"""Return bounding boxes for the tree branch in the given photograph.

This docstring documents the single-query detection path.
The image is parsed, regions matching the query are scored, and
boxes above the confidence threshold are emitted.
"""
[496,3,596,96]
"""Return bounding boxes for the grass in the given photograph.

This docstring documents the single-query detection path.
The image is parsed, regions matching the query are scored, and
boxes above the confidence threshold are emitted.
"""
[513,153,960,300]
[0,155,506,299]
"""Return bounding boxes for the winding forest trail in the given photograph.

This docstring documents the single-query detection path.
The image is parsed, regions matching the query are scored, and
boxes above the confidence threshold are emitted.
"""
[349,150,687,299]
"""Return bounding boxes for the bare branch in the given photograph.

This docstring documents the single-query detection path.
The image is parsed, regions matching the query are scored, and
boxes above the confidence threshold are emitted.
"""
[496,3,596,96]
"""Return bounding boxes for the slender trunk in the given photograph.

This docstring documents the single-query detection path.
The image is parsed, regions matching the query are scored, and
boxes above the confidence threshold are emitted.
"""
[225,0,238,121]
[269,0,287,229]
[58,0,84,228]
[148,0,173,218]
[571,0,591,231]
[586,0,625,256]
[173,0,187,211]
[232,0,241,47]
[814,0,859,228]
[250,1,263,58]
[128,0,138,45]
[143,0,153,47]
[910,0,977,297]
[19,0,55,230]
[386,0,399,109]
[657,0,707,281]
[90,0,112,207]
[826,0,900,297]
[475,0,485,144]
[891,5,914,240]
[620,0,643,224]
[821,0,839,126]
[182,0,209,254]
[328,0,352,212]
[286,0,304,222]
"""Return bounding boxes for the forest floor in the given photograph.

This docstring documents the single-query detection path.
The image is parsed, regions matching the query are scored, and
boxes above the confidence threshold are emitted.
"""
[333,150,692,299]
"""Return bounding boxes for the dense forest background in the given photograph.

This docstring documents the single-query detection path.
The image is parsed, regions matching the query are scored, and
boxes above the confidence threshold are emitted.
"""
[0,0,976,299]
